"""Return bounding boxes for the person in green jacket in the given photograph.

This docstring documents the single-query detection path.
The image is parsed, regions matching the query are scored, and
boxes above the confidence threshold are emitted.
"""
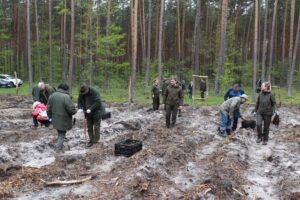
[254,82,276,145]
[78,84,104,147]
[152,79,160,111]
[47,83,77,152]
[164,77,183,128]
[38,82,56,105]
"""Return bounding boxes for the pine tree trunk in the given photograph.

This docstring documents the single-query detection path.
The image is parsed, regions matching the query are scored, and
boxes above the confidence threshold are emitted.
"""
[261,0,268,81]
[48,0,53,84]
[157,0,164,81]
[88,0,94,86]
[175,0,181,76]
[181,0,186,60]
[287,0,295,84]
[34,0,42,81]
[193,0,201,76]
[287,9,300,96]
[27,0,33,92]
[68,0,75,93]
[214,0,228,95]
[62,0,67,82]
[253,0,259,101]
[104,0,112,90]
[267,0,278,80]
[144,0,151,89]
[281,0,288,63]
[130,0,138,103]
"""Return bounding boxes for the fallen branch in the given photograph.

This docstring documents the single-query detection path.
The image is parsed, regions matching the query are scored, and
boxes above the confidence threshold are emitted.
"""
[232,187,245,196]
[40,176,92,186]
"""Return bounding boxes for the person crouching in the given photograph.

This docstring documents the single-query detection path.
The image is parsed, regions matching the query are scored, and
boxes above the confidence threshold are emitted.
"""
[47,83,77,153]
[218,94,248,137]
[32,101,51,127]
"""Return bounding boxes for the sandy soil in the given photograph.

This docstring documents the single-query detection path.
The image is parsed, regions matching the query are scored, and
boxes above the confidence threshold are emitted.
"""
[0,94,299,200]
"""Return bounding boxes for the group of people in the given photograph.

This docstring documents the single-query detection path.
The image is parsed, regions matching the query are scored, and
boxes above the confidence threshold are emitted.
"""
[218,81,277,145]
[152,78,277,145]
[32,82,105,152]
[31,78,277,153]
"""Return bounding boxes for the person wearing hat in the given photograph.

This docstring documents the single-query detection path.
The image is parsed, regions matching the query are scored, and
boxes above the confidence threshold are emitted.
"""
[218,94,248,137]
[224,82,245,131]
[152,79,160,111]
[164,76,183,128]
[254,82,276,145]
[78,84,104,147]
[47,83,77,152]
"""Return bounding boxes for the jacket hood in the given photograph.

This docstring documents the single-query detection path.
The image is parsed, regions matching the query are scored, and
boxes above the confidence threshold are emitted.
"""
[57,88,69,95]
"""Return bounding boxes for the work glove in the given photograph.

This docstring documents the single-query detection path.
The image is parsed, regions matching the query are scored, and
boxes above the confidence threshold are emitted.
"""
[86,109,91,114]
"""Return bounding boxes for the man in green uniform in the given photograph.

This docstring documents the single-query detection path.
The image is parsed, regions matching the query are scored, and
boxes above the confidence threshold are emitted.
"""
[254,82,276,145]
[78,84,104,147]
[47,83,77,152]
[164,77,183,128]
[38,82,56,105]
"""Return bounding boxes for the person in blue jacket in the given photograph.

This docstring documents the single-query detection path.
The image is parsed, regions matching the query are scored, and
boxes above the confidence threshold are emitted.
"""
[224,83,245,131]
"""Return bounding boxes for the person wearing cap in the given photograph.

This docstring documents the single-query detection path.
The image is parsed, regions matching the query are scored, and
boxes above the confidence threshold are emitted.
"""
[78,84,104,147]
[224,83,245,131]
[218,94,248,137]
[47,83,77,152]
[254,82,276,145]
[152,79,160,111]
[38,81,56,105]
[164,77,183,128]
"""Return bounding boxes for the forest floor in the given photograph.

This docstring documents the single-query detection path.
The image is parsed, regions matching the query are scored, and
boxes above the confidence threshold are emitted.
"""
[0,94,299,200]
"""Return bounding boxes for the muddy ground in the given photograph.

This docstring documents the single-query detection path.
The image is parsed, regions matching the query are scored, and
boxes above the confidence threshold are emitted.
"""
[0,94,299,200]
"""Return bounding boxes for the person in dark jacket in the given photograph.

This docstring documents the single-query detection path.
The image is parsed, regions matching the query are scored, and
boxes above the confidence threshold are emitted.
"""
[78,84,104,147]
[223,83,245,131]
[162,78,170,110]
[164,77,183,128]
[188,81,193,99]
[152,79,160,110]
[32,85,40,102]
[38,82,56,105]
[32,84,41,128]
[254,82,276,145]
[47,83,77,152]
[178,80,185,117]
[200,79,207,100]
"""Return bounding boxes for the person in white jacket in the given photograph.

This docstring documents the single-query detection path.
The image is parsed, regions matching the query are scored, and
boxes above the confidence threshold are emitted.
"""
[218,94,248,137]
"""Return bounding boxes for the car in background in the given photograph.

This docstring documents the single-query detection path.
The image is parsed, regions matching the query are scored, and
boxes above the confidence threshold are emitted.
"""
[0,74,23,88]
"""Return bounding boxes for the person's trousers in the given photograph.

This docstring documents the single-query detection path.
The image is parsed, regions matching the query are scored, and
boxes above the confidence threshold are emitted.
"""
[33,117,38,127]
[219,111,232,133]
[200,91,205,99]
[232,110,240,131]
[56,130,66,151]
[256,114,272,141]
[166,104,178,126]
[87,116,101,143]
[152,96,160,110]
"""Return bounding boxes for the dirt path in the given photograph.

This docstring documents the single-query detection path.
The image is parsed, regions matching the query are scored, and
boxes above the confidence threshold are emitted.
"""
[0,95,299,200]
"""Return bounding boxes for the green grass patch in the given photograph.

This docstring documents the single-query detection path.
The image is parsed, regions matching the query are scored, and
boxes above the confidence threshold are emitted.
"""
[1,83,299,106]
